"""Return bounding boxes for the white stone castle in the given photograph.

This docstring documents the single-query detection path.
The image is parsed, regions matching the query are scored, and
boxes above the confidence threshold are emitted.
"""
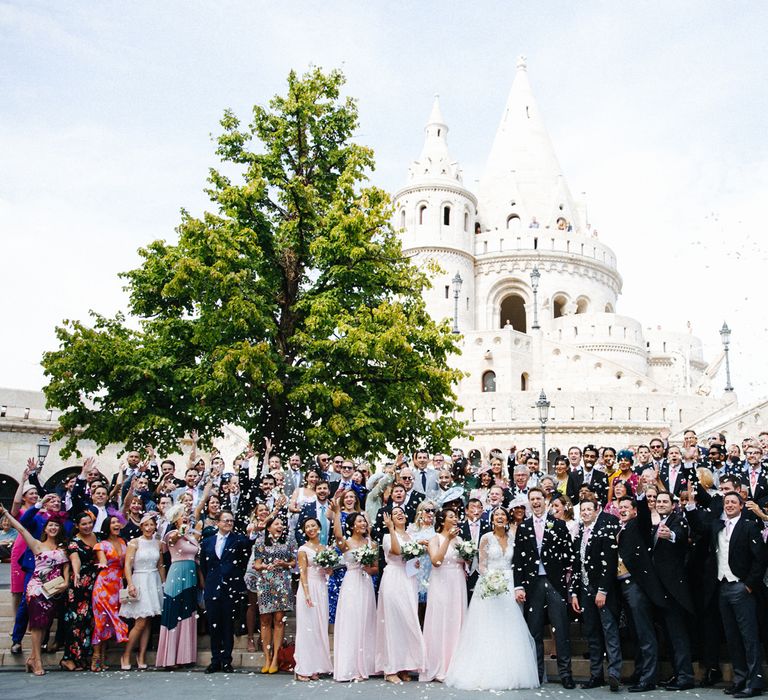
[1,59,766,487]
[392,57,766,456]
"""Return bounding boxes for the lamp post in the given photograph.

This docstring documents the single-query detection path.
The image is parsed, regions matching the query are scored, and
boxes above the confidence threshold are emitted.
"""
[451,272,463,334]
[536,389,550,472]
[530,266,541,331]
[720,321,733,392]
[36,436,50,468]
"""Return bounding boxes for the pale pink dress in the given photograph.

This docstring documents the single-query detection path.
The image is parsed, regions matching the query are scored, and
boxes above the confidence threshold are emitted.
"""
[333,546,378,681]
[294,545,332,677]
[375,533,425,675]
[419,534,467,681]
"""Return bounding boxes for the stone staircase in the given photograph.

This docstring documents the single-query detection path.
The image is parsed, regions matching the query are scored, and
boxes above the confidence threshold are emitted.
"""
[0,587,746,681]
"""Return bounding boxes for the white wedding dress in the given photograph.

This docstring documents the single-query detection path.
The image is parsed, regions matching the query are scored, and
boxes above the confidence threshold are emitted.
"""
[444,532,540,690]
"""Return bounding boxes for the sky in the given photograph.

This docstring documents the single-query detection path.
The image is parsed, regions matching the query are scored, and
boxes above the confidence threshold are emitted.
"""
[1,0,767,405]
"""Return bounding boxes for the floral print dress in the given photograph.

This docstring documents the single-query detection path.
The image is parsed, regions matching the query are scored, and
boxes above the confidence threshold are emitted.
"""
[62,537,100,665]
[91,539,128,644]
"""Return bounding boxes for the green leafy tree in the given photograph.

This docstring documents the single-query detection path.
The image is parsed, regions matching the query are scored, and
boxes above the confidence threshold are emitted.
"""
[42,68,465,459]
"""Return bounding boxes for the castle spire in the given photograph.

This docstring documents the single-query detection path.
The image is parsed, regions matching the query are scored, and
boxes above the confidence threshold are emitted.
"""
[478,57,580,232]
[406,95,463,185]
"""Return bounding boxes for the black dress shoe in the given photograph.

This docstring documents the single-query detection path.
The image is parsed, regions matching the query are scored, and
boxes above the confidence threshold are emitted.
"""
[581,677,605,689]
[608,675,621,692]
[629,683,656,693]
[561,676,576,690]
[10,643,22,655]
[205,662,221,674]
[221,663,235,673]
[659,675,678,688]
[702,668,723,687]
[733,690,762,699]
[666,682,696,691]
[726,684,747,695]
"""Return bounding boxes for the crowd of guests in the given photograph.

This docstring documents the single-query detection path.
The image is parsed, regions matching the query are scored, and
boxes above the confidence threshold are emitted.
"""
[3,429,768,695]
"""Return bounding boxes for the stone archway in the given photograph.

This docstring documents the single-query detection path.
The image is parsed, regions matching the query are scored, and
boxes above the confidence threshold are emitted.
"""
[500,294,527,332]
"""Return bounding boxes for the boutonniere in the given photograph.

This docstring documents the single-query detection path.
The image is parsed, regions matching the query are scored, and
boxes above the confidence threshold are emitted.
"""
[546,521,554,530]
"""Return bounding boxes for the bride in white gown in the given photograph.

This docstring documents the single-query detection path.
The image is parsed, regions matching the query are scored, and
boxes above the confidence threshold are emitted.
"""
[445,507,540,690]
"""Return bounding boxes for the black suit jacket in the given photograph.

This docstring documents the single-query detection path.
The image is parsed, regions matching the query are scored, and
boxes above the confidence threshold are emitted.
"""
[575,469,608,505]
[199,531,250,601]
[460,516,491,544]
[295,500,336,546]
[688,508,767,591]
[570,511,620,598]
[616,496,668,608]
[652,510,694,613]
[658,463,695,497]
[513,514,574,597]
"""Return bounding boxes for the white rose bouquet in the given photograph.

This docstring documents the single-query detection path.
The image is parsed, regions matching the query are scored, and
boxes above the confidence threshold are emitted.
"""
[400,541,426,561]
[314,548,341,568]
[353,544,377,566]
[478,569,509,599]
[455,539,478,563]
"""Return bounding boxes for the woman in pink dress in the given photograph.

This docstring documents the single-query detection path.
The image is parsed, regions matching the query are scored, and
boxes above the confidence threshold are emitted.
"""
[294,517,332,681]
[375,506,425,684]
[330,507,378,682]
[156,504,201,668]
[420,505,467,682]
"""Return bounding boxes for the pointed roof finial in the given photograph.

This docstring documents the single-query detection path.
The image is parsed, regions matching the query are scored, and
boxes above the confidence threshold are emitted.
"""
[516,55,527,71]
[428,93,446,127]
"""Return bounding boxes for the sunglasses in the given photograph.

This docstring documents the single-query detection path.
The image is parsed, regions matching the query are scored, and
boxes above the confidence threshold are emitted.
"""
[422,508,436,513]
[400,476,413,481]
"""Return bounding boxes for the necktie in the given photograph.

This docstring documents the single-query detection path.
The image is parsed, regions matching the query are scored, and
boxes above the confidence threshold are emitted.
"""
[670,467,678,489]
[725,518,733,540]
[751,471,758,493]
[421,471,427,491]
[318,504,329,544]
[534,518,544,547]
[471,521,479,543]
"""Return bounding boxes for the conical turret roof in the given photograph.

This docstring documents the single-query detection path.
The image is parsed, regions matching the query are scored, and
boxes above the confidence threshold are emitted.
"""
[478,57,580,232]
[405,95,463,185]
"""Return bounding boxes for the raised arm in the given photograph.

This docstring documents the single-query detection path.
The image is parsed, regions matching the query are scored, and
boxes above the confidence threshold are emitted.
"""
[329,501,348,551]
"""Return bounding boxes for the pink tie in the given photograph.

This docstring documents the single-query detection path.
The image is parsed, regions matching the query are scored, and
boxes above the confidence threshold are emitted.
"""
[534,518,544,545]
[725,519,733,539]
[751,471,758,493]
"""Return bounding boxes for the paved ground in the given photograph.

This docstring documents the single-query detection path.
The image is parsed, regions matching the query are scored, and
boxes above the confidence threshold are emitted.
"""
[0,670,730,700]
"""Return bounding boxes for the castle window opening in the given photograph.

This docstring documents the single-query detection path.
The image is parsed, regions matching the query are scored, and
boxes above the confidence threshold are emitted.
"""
[400,209,406,228]
[464,212,469,232]
[520,372,529,391]
[443,206,451,226]
[418,204,427,225]
[553,296,566,319]
[445,285,449,299]
[482,371,497,393]
[499,294,527,332]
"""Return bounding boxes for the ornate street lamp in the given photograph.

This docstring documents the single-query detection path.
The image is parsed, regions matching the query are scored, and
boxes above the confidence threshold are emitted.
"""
[451,272,463,334]
[720,321,733,392]
[530,266,541,330]
[36,436,50,467]
[536,389,550,472]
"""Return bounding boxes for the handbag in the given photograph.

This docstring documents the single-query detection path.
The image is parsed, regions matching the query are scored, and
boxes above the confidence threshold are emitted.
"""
[119,586,141,603]
[42,576,65,598]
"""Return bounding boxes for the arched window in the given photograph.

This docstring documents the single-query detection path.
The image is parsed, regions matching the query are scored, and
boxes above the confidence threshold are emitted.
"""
[482,370,497,393]
[499,294,527,332]
[0,474,19,505]
[520,372,529,391]
[399,209,406,229]
[463,211,469,232]
[604,302,614,313]
[576,298,589,314]
[506,214,521,231]
[418,204,427,225]
[443,206,451,226]
[553,295,567,319]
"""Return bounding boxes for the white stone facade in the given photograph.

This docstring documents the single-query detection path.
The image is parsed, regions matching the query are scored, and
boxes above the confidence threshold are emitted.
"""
[392,58,759,457]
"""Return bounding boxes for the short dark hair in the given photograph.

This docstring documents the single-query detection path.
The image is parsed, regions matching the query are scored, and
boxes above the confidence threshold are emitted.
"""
[617,495,636,508]
[161,459,176,469]
[723,492,745,506]
[527,486,545,499]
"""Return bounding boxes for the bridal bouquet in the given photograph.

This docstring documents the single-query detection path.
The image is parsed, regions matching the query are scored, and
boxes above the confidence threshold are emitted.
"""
[314,548,341,568]
[455,539,478,563]
[478,570,509,599]
[353,544,377,566]
[400,541,426,561]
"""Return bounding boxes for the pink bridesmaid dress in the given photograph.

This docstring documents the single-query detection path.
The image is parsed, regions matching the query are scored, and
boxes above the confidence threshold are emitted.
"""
[375,533,425,675]
[419,534,467,681]
[333,546,378,681]
[294,545,332,677]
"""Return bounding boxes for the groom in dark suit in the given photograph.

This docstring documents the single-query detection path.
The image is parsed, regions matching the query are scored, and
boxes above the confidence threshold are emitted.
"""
[513,487,575,689]
[199,510,250,673]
